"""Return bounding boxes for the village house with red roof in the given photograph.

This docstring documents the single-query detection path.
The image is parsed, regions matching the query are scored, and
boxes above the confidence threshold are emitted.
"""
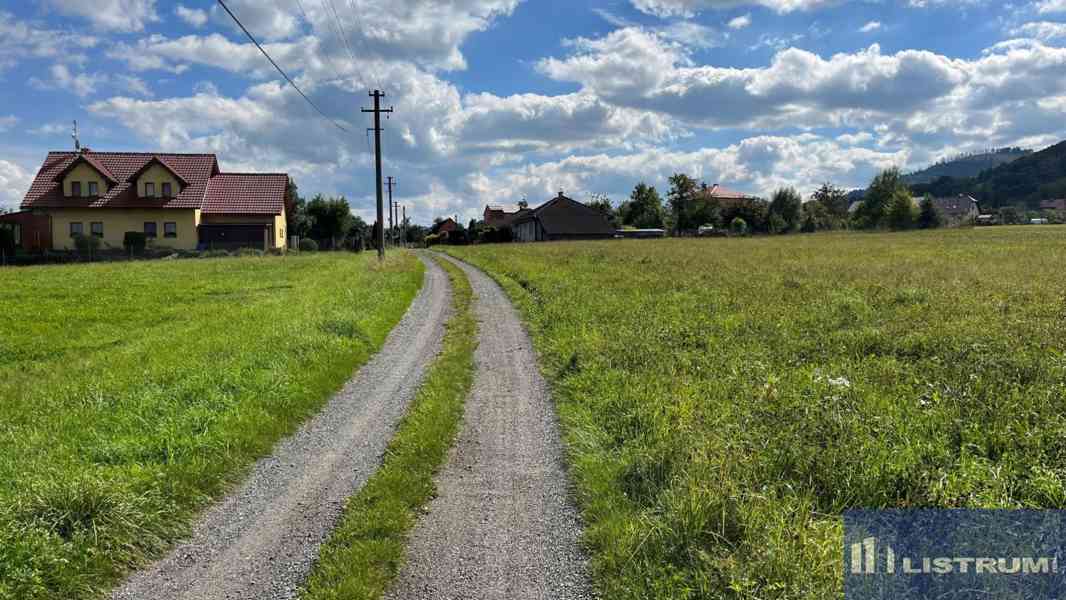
[13,148,290,251]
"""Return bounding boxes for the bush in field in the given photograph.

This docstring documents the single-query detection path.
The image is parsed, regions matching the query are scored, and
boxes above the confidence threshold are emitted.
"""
[123,231,147,255]
[730,217,748,236]
[237,248,264,258]
[298,239,319,252]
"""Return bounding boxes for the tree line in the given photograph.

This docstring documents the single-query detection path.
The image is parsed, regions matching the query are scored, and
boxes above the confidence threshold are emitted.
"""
[583,168,953,236]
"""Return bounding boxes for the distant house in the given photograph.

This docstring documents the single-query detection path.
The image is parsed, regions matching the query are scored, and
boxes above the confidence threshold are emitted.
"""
[435,218,459,234]
[699,184,752,208]
[512,193,615,242]
[1040,199,1066,212]
[20,149,289,251]
[930,195,979,223]
[483,205,528,229]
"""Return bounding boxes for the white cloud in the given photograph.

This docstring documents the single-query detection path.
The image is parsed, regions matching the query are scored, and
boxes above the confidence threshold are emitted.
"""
[175,4,209,28]
[29,122,70,137]
[631,0,837,18]
[29,64,107,97]
[1035,0,1066,14]
[0,11,98,71]
[42,0,158,32]
[859,21,882,33]
[0,116,17,133]
[728,14,752,29]
[1011,21,1066,40]
[0,160,33,211]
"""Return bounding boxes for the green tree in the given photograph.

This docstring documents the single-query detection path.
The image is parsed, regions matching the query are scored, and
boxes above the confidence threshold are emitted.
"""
[801,200,834,232]
[720,197,769,234]
[768,187,802,233]
[517,199,529,210]
[587,193,618,228]
[730,217,748,236]
[619,183,666,229]
[998,205,1023,225]
[667,173,701,233]
[811,182,850,220]
[307,195,355,249]
[887,190,917,230]
[858,168,907,228]
[917,196,944,229]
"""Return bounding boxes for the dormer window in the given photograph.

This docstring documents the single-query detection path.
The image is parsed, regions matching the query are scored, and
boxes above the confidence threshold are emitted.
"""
[162,182,172,198]
[145,182,155,197]
[71,181,82,197]
[88,182,98,197]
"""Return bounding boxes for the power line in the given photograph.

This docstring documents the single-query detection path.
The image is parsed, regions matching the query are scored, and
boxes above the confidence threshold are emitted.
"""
[325,0,358,67]
[216,0,350,133]
[293,0,347,86]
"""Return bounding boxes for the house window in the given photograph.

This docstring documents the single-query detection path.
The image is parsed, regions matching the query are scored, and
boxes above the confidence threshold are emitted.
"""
[88,181,98,196]
[164,222,177,238]
[145,182,155,197]
[70,222,83,237]
[90,222,104,238]
[162,182,173,198]
[144,222,158,238]
[71,181,81,197]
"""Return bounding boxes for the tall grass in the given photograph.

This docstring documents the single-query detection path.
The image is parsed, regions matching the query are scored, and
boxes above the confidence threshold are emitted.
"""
[0,253,423,600]
[446,227,1066,599]
[301,256,477,600]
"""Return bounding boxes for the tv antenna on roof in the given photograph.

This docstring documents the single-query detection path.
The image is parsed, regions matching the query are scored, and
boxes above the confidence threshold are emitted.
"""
[72,120,80,152]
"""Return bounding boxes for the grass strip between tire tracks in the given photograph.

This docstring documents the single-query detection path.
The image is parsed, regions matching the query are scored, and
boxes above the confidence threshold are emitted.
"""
[301,255,477,600]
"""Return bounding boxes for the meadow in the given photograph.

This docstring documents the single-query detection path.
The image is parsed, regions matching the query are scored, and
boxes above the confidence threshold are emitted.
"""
[0,253,423,600]
[445,226,1066,599]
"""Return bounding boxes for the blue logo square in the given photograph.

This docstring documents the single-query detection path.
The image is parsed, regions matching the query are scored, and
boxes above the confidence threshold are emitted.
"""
[845,510,1066,599]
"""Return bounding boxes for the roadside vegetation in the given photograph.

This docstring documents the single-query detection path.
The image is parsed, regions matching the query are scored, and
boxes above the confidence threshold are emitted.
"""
[0,252,424,600]
[445,227,1066,599]
[301,256,476,600]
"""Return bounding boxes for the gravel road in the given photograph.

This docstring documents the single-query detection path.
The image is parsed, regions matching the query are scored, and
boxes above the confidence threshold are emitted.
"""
[112,256,451,600]
[386,255,592,600]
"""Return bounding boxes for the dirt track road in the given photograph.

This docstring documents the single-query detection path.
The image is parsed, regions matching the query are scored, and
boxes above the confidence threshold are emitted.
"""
[112,256,451,600]
[386,255,592,600]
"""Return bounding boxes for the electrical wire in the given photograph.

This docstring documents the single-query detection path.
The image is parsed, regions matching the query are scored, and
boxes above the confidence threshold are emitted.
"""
[216,0,350,133]
[293,0,347,86]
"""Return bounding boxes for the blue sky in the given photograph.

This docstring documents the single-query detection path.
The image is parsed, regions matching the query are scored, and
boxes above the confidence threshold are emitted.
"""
[1,0,1066,224]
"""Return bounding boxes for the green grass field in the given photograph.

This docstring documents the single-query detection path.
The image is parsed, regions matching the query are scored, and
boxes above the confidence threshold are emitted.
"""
[0,253,423,600]
[445,226,1066,599]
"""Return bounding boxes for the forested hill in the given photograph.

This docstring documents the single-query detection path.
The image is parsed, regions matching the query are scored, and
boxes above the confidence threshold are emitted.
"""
[910,140,1066,209]
[903,148,1031,185]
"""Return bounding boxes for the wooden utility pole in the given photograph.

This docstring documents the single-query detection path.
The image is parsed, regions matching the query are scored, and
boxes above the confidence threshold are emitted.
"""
[402,204,407,248]
[386,176,396,246]
[362,90,393,259]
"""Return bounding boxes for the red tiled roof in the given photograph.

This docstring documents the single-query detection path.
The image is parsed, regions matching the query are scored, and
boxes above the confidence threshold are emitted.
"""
[703,184,750,200]
[203,173,287,215]
[129,155,190,186]
[21,151,287,216]
[53,153,119,184]
[23,151,219,210]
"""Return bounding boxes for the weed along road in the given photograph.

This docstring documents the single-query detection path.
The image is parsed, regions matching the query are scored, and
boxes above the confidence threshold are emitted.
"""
[387,254,592,600]
[111,256,451,600]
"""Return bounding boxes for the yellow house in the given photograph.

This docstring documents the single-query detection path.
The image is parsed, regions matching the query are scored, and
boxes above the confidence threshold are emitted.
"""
[21,150,289,251]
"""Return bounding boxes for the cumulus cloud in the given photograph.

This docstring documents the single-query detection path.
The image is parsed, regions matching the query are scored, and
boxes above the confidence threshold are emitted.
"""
[42,0,158,32]
[728,14,752,29]
[29,64,107,97]
[0,160,33,211]
[859,21,882,33]
[175,4,209,28]
[631,0,837,18]
[1011,21,1066,41]
[0,11,98,71]
[1035,0,1066,13]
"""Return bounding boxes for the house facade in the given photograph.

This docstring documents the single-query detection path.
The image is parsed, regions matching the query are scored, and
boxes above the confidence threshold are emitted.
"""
[512,193,615,242]
[931,195,980,223]
[20,150,289,251]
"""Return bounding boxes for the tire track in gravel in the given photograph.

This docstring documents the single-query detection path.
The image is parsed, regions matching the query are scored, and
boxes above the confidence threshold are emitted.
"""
[112,255,451,600]
[386,254,592,600]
